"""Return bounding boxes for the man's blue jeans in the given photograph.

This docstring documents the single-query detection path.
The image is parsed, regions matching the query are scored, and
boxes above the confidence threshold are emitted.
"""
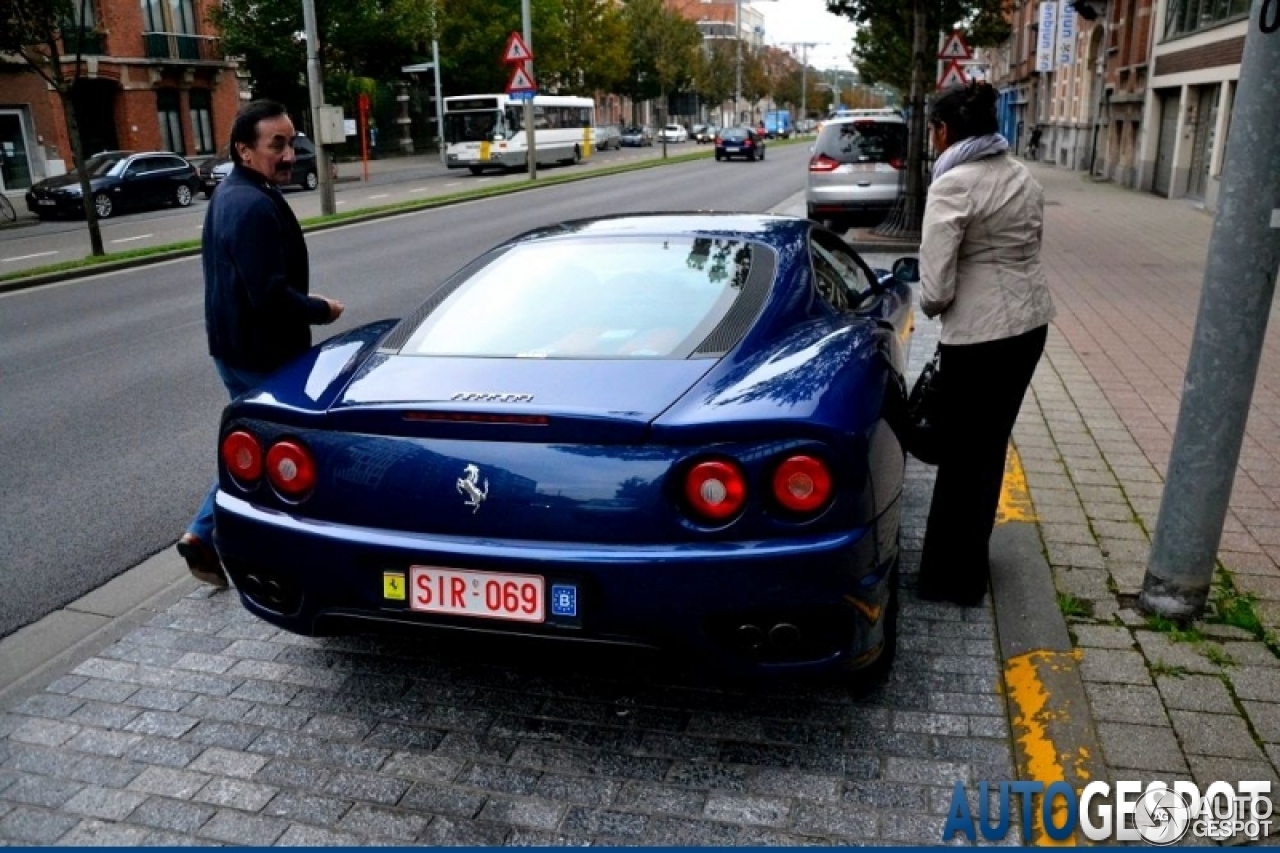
[187,360,271,544]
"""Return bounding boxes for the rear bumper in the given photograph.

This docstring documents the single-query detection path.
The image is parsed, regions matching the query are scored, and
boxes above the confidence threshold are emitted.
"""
[214,492,897,676]
[806,183,899,213]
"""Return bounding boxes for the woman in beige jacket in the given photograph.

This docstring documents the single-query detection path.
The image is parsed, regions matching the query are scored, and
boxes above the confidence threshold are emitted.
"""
[916,83,1056,606]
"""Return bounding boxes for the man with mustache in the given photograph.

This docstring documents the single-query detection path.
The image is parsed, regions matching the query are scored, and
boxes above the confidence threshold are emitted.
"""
[177,99,344,587]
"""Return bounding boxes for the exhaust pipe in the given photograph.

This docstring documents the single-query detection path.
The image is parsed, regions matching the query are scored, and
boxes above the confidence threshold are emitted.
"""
[768,622,801,651]
[737,624,766,651]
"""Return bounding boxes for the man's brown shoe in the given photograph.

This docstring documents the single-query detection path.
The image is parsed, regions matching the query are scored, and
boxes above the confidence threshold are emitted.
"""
[177,533,229,589]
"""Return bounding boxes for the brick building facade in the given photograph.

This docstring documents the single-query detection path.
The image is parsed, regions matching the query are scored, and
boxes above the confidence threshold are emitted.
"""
[0,0,241,195]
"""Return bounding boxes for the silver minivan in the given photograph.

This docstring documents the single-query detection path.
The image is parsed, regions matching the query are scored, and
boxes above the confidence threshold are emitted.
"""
[805,115,908,227]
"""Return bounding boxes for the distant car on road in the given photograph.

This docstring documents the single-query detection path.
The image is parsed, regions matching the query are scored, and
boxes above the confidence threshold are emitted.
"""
[715,127,767,162]
[692,124,718,144]
[657,124,689,144]
[620,126,654,147]
[25,150,201,220]
[210,213,915,681]
[593,125,622,151]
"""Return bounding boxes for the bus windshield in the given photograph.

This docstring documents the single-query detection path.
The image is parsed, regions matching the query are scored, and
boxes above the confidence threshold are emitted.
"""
[444,110,503,144]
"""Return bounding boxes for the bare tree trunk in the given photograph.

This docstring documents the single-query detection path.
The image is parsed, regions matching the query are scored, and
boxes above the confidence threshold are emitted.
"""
[59,90,104,256]
[873,0,929,239]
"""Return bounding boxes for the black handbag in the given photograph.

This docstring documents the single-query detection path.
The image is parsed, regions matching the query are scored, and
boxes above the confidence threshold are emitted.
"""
[905,346,945,465]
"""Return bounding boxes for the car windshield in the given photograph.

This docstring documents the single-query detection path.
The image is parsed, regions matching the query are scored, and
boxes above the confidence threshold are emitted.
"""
[817,121,907,164]
[83,153,127,178]
[401,237,753,359]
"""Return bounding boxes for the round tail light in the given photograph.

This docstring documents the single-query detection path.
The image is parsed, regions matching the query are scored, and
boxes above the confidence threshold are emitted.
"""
[221,430,263,484]
[772,455,833,514]
[265,440,317,498]
[684,459,747,522]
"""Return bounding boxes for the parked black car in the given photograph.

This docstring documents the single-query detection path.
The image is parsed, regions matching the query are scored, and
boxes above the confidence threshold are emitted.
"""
[198,136,325,198]
[714,127,767,162]
[25,151,202,219]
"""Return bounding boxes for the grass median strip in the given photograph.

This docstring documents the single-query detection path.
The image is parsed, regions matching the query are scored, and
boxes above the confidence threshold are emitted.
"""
[0,138,809,290]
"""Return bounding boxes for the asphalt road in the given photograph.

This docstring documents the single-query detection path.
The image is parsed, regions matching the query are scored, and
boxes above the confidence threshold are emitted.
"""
[0,143,816,639]
[0,144,707,276]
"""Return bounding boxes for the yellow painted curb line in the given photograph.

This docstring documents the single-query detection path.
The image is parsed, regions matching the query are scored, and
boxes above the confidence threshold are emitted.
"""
[997,444,1036,525]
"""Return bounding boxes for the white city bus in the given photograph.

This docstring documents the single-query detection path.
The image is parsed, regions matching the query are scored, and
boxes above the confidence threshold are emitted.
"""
[443,94,596,175]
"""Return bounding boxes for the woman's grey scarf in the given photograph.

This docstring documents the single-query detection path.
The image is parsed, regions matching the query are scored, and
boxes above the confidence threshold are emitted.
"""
[932,133,1010,179]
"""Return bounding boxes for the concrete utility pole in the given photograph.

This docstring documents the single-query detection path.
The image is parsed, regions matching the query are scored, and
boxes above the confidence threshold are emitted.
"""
[1140,0,1280,621]
[522,0,537,180]
[734,0,743,124]
[301,0,335,216]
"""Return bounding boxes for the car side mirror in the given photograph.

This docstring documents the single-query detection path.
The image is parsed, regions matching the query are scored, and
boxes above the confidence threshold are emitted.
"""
[892,256,920,284]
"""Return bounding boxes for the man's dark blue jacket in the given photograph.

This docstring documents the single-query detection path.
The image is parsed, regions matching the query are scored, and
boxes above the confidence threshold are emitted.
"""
[203,165,330,373]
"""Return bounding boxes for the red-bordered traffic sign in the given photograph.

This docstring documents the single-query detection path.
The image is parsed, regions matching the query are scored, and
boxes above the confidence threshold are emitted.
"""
[938,30,972,60]
[937,60,969,89]
[503,31,534,64]
[506,63,536,95]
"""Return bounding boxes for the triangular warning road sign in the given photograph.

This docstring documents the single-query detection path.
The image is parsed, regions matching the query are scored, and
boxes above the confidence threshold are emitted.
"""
[938,30,972,60]
[503,31,534,64]
[937,60,969,89]
[506,63,536,94]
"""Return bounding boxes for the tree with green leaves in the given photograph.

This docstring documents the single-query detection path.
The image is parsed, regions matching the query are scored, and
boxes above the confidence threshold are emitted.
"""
[540,0,629,94]
[692,39,737,122]
[1,0,104,254]
[213,0,439,119]
[618,0,701,125]
[828,0,1009,235]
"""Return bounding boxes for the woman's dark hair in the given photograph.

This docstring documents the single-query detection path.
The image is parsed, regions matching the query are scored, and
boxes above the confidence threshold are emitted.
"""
[929,82,999,142]
[229,99,289,165]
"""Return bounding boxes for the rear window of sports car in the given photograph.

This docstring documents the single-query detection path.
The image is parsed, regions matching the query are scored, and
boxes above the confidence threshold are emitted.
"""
[400,237,757,359]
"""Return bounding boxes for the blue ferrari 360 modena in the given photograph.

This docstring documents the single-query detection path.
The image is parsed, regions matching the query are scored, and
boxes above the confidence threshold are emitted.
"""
[212,214,916,680]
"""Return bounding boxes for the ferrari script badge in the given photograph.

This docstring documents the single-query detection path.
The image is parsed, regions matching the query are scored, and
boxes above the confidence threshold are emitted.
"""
[457,464,489,513]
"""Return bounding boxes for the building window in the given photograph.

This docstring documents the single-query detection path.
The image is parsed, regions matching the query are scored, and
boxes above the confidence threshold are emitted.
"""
[157,89,185,153]
[189,89,214,154]
[142,0,196,34]
[1164,0,1249,39]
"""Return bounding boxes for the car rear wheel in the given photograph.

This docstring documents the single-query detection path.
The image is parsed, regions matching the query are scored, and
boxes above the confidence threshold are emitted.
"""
[175,184,193,207]
[715,153,723,161]
[303,170,318,191]
[93,193,112,219]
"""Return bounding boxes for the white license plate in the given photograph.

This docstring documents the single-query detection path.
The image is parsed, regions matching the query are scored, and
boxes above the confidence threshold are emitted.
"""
[725,146,740,153]
[409,566,545,622]
[37,199,55,206]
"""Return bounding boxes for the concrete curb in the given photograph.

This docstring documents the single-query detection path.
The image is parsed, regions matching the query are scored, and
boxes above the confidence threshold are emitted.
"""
[0,551,197,705]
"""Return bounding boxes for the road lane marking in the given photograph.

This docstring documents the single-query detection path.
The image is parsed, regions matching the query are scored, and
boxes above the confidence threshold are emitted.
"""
[336,200,347,206]
[996,444,1035,524]
[2,251,59,263]
[444,182,461,187]
[110,234,153,244]
[410,187,430,192]
[368,193,388,200]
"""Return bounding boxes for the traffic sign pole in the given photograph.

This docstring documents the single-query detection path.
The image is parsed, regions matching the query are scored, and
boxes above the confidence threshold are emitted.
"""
[519,4,536,181]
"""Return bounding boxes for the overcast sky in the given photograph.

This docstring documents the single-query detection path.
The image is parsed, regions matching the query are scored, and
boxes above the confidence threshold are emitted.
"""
[755,0,859,70]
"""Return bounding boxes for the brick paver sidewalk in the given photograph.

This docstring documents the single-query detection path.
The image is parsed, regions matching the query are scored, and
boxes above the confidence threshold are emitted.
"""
[1016,163,1280,816]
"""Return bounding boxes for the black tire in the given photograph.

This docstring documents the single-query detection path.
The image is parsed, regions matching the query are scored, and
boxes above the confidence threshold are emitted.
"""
[760,147,765,160]
[203,188,214,199]
[303,170,318,191]
[93,192,112,219]
[174,184,193,207]
[715,153,723,161]
[748,150,758,161]
[468,166,485,176]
